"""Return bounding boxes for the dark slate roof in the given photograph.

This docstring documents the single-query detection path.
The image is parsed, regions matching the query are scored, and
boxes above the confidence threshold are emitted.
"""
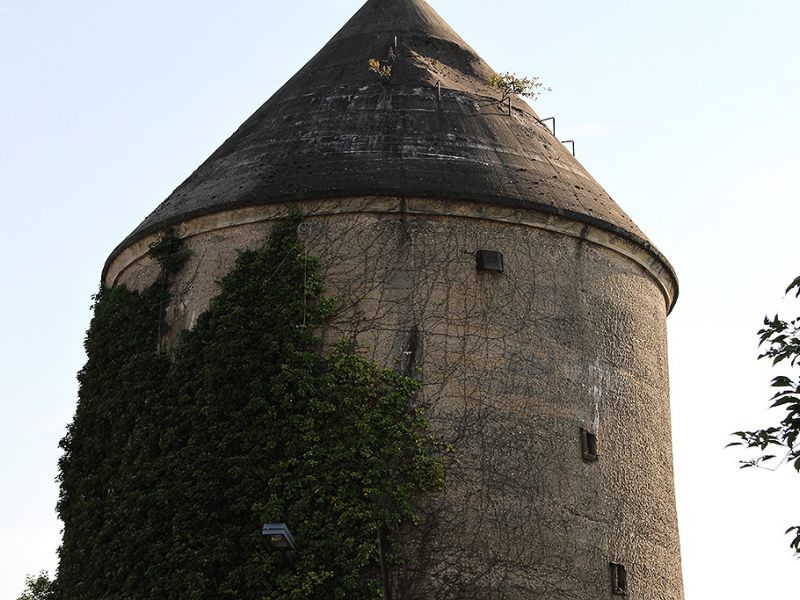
[108,0,675,292]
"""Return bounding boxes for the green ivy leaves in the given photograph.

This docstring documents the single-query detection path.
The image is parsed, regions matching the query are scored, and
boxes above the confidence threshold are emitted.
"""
[56,214,444,599]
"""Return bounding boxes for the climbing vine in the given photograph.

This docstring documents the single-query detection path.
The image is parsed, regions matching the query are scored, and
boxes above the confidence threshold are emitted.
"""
[53,213,444,599]
[55,248,170,598]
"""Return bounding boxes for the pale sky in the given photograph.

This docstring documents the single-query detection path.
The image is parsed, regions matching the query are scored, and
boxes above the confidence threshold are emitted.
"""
[1,1,798,597]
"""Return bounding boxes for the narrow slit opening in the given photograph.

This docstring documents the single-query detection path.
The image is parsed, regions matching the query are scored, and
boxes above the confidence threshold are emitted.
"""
[476,250,504,273]
[611,562,627,596]
[581,427,598,462]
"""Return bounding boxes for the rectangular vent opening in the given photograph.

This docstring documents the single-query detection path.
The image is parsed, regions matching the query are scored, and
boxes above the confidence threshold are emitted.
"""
[611,562,628,596]
[581,428,598,462]
[476,250,504,273]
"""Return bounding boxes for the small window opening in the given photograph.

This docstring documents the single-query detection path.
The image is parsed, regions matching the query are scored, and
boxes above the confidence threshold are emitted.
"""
[581,428,598,462]
[476,250,504,273]
[610,562,628,596]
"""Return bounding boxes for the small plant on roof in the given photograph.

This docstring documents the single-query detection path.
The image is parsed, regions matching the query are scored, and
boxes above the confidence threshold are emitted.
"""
[368,57,393,80]
[489,71,550,104]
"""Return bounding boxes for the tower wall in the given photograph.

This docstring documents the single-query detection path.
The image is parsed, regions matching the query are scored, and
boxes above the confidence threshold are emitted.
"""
[108,198,683,599]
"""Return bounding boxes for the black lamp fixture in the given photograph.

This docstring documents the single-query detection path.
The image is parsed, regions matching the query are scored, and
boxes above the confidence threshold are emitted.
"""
[262,522,296,552]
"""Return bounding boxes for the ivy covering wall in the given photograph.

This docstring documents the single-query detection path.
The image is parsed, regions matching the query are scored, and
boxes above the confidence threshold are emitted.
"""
[54,215,444,599]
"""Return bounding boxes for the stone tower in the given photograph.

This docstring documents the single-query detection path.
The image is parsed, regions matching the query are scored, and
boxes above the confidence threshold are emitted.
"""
[104,0,683,597]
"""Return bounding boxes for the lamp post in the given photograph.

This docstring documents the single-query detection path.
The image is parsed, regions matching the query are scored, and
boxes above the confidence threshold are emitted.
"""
[262,522,296,565]
[262,522,393,597]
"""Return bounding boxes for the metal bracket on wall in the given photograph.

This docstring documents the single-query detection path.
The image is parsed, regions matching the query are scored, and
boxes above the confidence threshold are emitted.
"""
[537,116,556,136]
[561,140,575,156]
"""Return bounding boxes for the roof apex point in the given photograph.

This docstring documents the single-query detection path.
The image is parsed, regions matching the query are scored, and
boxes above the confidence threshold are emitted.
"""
[331,0,472,47]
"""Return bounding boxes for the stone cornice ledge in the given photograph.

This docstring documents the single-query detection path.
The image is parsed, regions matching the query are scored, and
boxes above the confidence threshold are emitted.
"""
[104,196,678,313]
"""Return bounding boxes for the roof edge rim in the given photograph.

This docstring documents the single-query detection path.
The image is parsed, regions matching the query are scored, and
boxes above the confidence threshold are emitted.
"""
[102,195,679,313]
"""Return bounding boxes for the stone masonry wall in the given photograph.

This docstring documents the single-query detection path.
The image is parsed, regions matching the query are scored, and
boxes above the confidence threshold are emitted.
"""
[112,199,684,599]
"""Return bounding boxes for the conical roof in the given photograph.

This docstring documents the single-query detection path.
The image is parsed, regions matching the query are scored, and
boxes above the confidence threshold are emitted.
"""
[110,0,674,292]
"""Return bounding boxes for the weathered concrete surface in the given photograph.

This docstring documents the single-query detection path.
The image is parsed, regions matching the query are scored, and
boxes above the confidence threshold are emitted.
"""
[114,203,684,599]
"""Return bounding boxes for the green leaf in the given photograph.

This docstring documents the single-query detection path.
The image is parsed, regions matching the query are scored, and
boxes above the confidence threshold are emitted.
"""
[786,276,800,297]
[771,376,793,387]
[770,397,797,407]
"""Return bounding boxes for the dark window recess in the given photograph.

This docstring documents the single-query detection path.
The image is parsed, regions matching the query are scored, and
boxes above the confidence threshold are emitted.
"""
[610,563,628,596]
[476,250,504,273]
[581,428,598,462]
